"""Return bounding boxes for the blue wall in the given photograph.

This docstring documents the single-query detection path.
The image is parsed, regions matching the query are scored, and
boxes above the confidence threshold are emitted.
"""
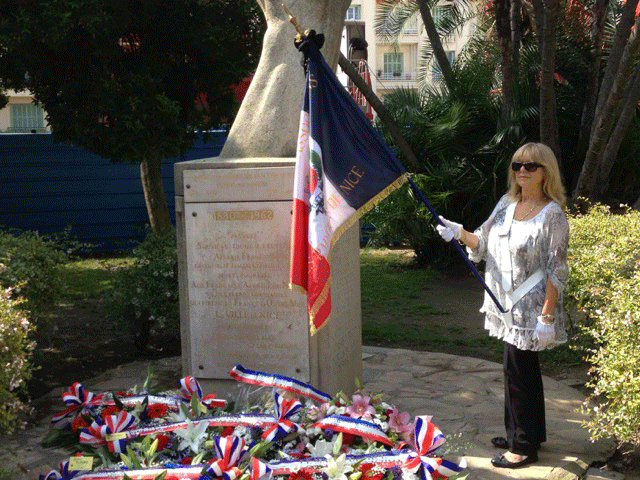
[0,132,226,252]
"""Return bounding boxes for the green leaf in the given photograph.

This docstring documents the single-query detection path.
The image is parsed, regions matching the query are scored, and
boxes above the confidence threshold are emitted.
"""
[192,452,205,465]
[333,432,343,456]
[143,363,155,392]
[120,453,133,469]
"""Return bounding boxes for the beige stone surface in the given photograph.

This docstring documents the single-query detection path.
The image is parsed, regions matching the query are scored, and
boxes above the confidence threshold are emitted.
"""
[219,0,352,159]
[175,159,362,396]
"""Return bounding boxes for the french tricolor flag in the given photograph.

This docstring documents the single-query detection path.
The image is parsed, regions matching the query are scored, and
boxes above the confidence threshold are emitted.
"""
[290,35,407,334]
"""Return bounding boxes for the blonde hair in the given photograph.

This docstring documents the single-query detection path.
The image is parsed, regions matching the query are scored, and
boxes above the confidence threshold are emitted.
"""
[507,142,566,208]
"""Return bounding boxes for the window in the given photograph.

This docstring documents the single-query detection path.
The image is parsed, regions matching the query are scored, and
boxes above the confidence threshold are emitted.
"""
[431,6,451,28]
[10,104,44,132]
[346,5,361,21]
[432,51,455,83]
[402,17,418,35]
[383,52,403,78]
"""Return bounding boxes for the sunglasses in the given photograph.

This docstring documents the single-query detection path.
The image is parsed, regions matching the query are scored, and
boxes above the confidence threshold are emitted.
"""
[511,162,544,172]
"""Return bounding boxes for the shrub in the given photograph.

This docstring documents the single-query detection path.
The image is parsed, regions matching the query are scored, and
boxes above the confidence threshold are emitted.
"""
[0,287,35,434]
[0,229,68,321]
[108,229,179,349]
[566,204,640,445]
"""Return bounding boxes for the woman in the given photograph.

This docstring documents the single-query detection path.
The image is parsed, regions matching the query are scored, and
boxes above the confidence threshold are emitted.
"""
[437,142,569,469]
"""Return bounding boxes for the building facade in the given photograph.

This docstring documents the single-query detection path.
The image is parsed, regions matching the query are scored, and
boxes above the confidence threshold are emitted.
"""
[0,90,49,133]
[340,0,476,100]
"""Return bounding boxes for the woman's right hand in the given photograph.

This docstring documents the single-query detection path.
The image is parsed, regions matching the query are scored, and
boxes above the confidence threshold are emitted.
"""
[436,217,462,242]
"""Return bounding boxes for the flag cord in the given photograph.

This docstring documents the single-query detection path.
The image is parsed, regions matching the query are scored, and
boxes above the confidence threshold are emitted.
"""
[406,177,508,313]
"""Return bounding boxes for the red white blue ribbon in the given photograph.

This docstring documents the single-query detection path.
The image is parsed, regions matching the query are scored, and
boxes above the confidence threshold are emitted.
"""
[116,413,275,440]
[207,435,247,480]
[311,415,393,446]
[78,411,137,454]
[249,457,273,480]
[229,364,331,404]
[62,465,204,480]
[262,392,302,442]
[179,375,227,409]
[404,416,465,480]
[51,382,102,424]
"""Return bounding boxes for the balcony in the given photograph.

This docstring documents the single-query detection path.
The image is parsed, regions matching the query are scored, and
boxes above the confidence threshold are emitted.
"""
[376,71,417,81]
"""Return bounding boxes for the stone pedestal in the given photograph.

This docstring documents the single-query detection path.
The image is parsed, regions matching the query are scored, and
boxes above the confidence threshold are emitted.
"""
[175,158,362,398]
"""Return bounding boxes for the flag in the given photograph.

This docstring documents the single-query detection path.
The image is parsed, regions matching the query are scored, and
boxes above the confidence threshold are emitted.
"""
[290,35,407,334]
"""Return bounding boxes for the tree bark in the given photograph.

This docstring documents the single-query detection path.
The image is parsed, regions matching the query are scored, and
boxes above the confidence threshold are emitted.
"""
[574,16,640,199]
[416,0,455,90]
[511,0,522,76]
[538,0,561,163]
[593,0,639,123]
[574,0,609,174]
[338,53,420,170]
[495,0,514,115]
[140,156,173,235]
[598,63,640,195]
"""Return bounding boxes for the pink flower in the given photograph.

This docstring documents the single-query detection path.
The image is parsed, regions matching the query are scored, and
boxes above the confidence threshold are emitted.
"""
[388,408,413,442]
[308,402,330,421]
[346,394,375,420]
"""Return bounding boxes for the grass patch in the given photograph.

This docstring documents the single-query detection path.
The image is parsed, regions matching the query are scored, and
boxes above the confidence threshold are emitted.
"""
[58,256,134,301]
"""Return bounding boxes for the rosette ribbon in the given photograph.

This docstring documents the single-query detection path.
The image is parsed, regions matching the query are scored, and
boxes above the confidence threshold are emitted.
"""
[206,435,247,480]
[403,416,466,479]
[311,415,393,446]
[261,391,302,442]
[230,364,332,403]
[180,375,227,409]
[249,456,273,480]
[51,382,101,425]
[79,411,137,454]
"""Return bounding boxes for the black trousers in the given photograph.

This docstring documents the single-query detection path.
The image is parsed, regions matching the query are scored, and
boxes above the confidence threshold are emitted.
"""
[503,342,546,455]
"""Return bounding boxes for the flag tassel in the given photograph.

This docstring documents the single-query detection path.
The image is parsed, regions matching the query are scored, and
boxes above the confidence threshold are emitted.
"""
[406,177,508,313]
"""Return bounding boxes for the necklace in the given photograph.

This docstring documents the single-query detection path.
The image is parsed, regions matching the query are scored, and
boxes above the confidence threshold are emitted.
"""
[516,201,537,221]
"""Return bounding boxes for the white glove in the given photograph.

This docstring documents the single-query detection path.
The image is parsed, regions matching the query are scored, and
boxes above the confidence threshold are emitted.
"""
[436,216,462,242]
[533,319,555,349]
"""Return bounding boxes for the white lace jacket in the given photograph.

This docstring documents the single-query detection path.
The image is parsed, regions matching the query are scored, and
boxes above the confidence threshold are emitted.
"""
[468,194,569,351]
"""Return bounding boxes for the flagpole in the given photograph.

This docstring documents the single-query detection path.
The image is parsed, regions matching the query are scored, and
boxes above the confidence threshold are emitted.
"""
[406,177,507,313]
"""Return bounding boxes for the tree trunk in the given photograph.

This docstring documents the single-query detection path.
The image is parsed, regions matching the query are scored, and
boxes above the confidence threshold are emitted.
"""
[538,0,561,163]
[140,155,173,235]
[593,0,639,123]
[495,0,514,115]
[416,0,455,90]
[598,63,640,195]
[574,0,609,177]
[574,16,640,199]
[511,0,522,75]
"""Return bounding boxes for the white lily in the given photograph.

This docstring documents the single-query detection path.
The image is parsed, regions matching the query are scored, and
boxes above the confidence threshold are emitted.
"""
[322,453,352,480]
[175,419,209,454]
[306,437,338,457]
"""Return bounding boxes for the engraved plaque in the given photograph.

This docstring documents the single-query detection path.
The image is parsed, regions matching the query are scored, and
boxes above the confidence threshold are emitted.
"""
[184,201,309,379]
[183,167,293,203]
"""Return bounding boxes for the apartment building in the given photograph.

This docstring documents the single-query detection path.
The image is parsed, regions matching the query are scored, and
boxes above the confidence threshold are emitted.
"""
[340,0,476,101]
[0,90,49,133]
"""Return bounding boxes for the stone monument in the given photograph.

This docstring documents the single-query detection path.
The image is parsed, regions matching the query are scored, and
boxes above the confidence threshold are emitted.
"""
[175,0,362,397]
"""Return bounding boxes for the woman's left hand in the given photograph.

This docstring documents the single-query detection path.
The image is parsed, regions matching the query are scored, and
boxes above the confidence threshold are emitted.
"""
[533,318,555,349]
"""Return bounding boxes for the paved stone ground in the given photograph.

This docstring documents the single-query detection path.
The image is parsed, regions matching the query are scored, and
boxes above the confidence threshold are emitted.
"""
[2,348,615,480]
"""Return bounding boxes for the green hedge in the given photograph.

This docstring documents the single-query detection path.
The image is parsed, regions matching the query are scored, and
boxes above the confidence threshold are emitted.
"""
[0,289,34,434]
[0,229,68,321]
[108,229,179,347]
[566,204,640,445]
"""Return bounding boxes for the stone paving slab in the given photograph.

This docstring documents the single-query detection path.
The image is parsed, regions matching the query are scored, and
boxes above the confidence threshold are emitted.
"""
[1,348,615,480]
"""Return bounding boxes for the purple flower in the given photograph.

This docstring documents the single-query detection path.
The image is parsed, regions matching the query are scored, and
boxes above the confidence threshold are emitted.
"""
[346,394,375,420]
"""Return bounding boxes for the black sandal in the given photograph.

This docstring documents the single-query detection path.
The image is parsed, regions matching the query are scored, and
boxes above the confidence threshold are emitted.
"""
[491,436,508,449]
[491,451,538,469]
